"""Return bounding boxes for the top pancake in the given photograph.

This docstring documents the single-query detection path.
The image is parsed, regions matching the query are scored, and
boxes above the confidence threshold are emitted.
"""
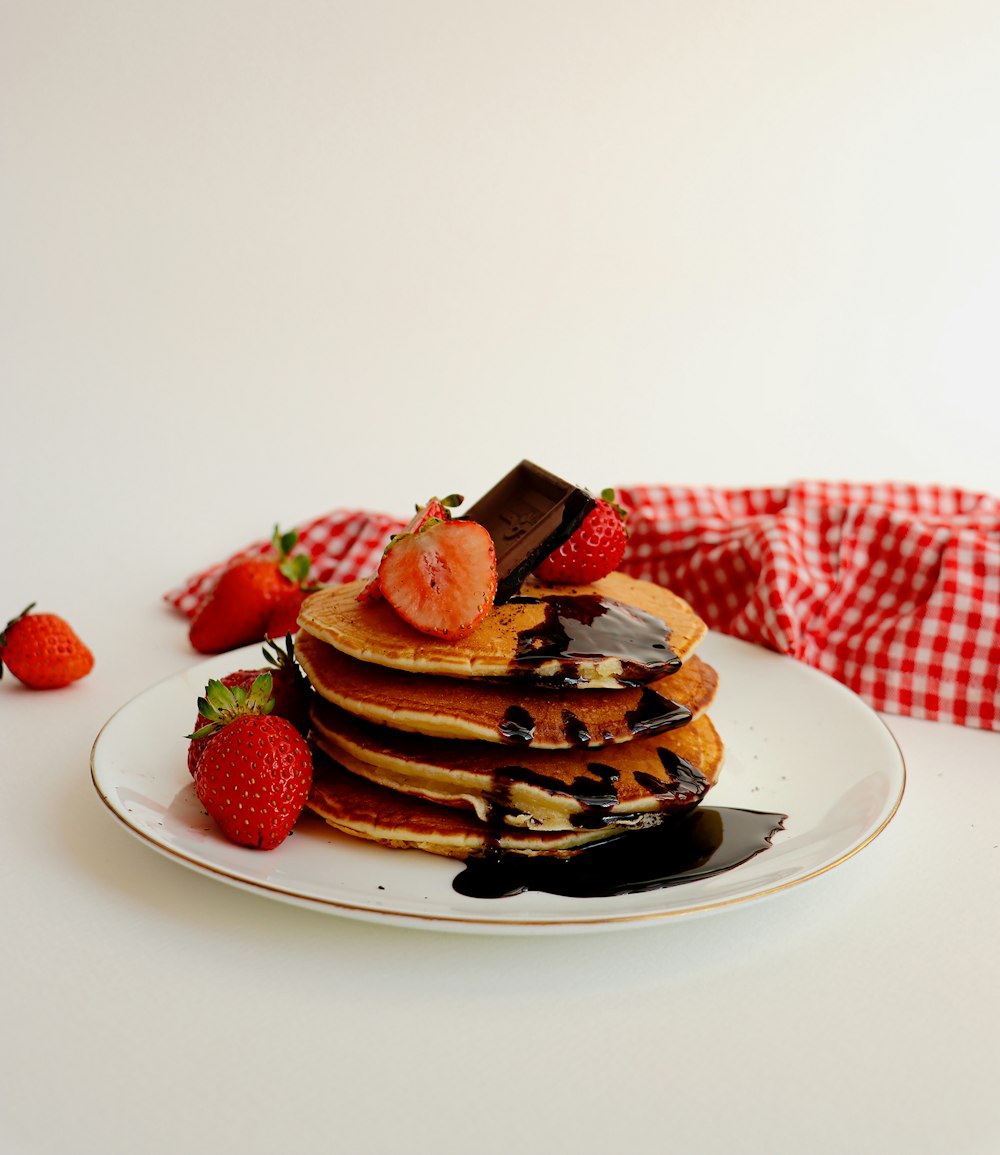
[297,571,706,688]
[295,628,718,749]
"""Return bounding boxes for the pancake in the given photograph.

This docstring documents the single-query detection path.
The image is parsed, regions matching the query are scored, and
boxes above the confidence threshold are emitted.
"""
[297,571,706,688]
[306,751,627,858]
[296,628,718,748]
[310,698,724,831]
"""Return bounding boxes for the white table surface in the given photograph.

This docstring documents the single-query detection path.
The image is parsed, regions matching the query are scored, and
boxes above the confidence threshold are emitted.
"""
[3,3,999,1153]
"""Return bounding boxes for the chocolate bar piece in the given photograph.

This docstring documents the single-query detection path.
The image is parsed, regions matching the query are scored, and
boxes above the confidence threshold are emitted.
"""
[464,460,595,604]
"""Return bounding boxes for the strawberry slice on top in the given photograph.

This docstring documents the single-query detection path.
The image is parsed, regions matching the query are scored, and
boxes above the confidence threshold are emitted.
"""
[377,518,497,639]
[358,494,463,602]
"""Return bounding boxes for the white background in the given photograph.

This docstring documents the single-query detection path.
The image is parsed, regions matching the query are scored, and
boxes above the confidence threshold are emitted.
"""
[2,3,999,1153]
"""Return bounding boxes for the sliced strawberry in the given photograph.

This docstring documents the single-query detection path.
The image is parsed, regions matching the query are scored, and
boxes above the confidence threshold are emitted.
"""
[358,494,463,602]
[377,518,497,639]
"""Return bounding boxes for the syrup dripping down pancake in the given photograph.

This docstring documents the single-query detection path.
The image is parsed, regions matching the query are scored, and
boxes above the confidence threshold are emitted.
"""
[297,572,706,689]
[310,699,724,832]
[295,629,718,749]
[306,751,628,859]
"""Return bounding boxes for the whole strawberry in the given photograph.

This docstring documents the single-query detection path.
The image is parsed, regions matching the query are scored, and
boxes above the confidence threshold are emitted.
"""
[1,604,94,689]
[264,586,308,639]
[534,489,629,585]
[189,526,314,654]
[186,636,311,776]
[377,516,497,639]
[190,673,313,850]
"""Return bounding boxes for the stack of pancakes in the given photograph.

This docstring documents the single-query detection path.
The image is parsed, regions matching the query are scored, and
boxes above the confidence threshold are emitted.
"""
[295,570,724,859]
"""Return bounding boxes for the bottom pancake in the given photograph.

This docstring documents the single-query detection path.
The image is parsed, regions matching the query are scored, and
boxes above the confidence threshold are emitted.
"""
[306,752,630,858]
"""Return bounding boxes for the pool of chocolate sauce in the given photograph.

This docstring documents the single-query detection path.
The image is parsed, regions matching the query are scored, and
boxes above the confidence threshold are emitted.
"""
[453,807,787,899]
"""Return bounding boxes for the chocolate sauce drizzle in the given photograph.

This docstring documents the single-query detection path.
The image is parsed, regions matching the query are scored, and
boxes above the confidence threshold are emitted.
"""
[625,690,691,738]
[498,705,535,744]
[478,740,711,831]
[561,710,592,746]
[497,691,690,748]
[485,762,621,829]
[632,748,709,807]
[453,808,787,899]
[509,595,680,685]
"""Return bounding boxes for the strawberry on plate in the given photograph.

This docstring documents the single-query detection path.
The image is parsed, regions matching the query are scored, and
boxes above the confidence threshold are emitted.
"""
[189,672,313,850]
[0,604,94,689]
[358,494,463,602]
[186,636,311,777]
[377,517,497,639]
[534,489,629,585]
[189,526,314,654]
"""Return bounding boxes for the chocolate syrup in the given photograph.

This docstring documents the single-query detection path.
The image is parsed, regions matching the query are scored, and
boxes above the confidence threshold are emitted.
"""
[625,688,691,737]
[453,807,787,899]
[481,735,710,829]
[561,710,592,746]
[633,748,708,805]
[496,688,689,747]
[498,705,535,744]
[486,762,621,828]
[510,595,680,685]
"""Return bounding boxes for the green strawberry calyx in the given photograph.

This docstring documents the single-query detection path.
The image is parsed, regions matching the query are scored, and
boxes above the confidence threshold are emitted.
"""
[188,672,275,742]
[262,633,295,671]
[413,493,463,514]
[262,633,311,696]
[599,488,629,532]
[270,525,315,588]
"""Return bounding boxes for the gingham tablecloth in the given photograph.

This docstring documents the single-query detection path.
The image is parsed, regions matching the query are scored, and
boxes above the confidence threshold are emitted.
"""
[165,481,1000,731]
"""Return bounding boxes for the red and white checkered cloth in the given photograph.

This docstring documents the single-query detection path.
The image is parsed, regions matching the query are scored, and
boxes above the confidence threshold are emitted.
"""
[164,481,1000,731]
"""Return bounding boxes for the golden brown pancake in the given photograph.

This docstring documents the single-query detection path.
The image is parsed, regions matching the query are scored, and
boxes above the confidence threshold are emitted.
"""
[297,572,706,689]
[296,628,718,748]
[306,751,626,858]
[310,699,724,831]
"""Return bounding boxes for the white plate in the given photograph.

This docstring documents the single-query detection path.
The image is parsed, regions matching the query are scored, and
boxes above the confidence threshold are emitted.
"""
[90,634,905,935]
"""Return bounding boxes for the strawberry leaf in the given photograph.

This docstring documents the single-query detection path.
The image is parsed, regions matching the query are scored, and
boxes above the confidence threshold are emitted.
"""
[279,552,312,585]
[189,672,275,740]
[272,525,300,559]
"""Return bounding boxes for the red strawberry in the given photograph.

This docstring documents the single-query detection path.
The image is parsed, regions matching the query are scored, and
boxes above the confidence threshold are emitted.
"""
[187,668,262,777]
[190,673,313,850]
[1,604,94,689]
[377,517,497,638]
[186,636,312,776]
[189,526,313,654]
[358,494,463,602]
[534,489,629,585]
[264,586,308,638]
